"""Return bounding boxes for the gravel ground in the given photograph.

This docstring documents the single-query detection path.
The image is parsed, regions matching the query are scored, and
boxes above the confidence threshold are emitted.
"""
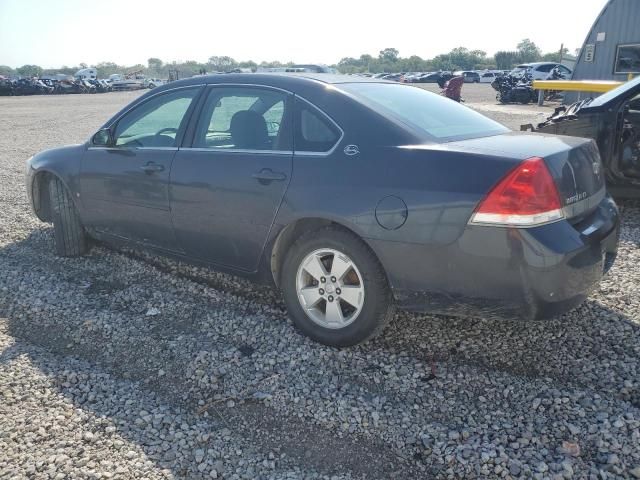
[0,88,639,480]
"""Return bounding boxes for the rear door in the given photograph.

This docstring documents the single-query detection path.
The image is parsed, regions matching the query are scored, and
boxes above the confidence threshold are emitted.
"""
[170,86,293,271]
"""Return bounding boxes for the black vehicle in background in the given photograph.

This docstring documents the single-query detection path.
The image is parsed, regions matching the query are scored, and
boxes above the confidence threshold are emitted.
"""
[491,72,537,104]
[525,76,640,197]
[418,72,454,84]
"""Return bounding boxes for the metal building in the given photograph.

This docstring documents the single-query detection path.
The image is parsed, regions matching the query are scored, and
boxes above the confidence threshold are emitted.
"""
[572,0,640,82]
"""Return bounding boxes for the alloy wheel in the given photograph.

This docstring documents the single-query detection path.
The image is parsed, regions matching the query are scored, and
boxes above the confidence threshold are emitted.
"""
[295,248,365,329]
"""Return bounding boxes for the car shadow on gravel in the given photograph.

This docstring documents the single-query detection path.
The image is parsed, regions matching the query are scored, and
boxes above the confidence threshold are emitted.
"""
[0,232,421,478]
[1,224,639,478]
[0,325,420,479]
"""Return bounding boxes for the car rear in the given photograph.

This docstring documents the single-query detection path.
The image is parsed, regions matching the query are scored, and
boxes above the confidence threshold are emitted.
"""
[378,134,619,320]
[337,82,619,320]
[457,133,619,318]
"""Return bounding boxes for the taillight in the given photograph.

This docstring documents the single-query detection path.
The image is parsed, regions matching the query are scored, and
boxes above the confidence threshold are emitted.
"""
[469,157,564,227]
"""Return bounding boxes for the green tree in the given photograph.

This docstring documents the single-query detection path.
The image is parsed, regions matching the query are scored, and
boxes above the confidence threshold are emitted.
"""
[378,48,399,63]
[541,47,570,62]
[494,51,520,70]
[517,38,541,63]
[16,64,43,77]
[207,56,237,72]
[147,57,163,72]
[95,62,121,78]
[0,65,14,76]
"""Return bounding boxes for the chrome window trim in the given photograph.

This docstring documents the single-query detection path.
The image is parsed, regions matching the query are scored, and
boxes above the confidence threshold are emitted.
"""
[87,146,179,152]
[182,148,293,155]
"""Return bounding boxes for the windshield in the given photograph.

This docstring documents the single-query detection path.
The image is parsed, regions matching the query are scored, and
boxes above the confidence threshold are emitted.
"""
[585,76,640,108]
[341,83,508,142]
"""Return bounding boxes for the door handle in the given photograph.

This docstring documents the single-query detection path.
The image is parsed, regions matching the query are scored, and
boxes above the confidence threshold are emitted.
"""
[252,168,287,183]
[140,162,165,174]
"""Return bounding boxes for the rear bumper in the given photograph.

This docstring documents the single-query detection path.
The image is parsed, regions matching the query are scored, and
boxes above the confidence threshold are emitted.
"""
[371,195,620,320]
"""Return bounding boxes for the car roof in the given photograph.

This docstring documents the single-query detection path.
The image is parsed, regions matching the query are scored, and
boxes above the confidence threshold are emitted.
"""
[159,72,391,91]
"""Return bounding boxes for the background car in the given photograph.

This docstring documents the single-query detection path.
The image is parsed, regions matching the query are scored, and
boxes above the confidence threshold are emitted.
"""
[417,72,454,83]
[453,71,481,83]
[143,78,165,89]
[26,73,619,347]
[479,71,500,83]
[510,62,572,80]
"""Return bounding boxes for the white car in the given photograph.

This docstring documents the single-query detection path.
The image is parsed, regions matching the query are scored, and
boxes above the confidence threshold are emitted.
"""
[478,71,502,83]
[144,78,165,89]
[509,62,572,80]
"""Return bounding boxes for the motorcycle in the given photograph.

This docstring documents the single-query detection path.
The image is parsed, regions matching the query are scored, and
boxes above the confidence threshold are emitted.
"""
[491,72,536,104]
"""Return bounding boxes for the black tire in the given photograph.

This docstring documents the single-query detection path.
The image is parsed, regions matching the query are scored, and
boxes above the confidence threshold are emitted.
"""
[281,225,394,347]
[48,177,88,257]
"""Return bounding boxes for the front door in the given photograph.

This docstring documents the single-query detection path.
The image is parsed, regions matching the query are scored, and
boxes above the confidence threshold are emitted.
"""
[80,86,201,250]
[170,86,293,271]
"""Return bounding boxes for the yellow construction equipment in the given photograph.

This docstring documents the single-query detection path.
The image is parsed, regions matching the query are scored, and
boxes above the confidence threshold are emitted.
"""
[532,80,623,93]
[532,79,625,105]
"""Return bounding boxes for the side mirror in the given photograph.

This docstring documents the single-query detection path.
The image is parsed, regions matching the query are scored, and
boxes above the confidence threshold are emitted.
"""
[92,128,113,147]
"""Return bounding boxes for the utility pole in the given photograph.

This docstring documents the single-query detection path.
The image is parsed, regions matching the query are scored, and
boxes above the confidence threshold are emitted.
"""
[559,43,564,64]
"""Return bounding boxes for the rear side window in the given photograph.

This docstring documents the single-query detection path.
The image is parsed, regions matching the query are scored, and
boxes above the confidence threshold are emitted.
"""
[341,83,508,142]
[294,99,341,153]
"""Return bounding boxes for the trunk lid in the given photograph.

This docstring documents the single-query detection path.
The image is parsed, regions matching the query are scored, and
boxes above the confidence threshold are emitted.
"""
[441,131,606,218]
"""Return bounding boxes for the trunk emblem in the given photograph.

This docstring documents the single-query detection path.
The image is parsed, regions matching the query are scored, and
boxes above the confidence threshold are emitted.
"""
[592,161,601,176]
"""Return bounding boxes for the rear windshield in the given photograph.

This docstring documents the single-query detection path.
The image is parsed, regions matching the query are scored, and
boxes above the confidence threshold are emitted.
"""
[341,83,508,142]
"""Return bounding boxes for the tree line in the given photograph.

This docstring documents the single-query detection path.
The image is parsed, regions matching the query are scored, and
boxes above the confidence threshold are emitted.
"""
[0,39,576,79]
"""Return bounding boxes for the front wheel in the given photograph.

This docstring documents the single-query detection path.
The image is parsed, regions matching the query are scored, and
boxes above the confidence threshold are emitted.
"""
[49,177,89,257]
[281,226,394,347]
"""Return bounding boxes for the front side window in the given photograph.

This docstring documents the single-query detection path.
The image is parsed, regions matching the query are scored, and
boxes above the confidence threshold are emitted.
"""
[341,83,508,142]
[294,100,341,153]
[536,64,553,73]
[193,87,291,151]
[113,87,199,147]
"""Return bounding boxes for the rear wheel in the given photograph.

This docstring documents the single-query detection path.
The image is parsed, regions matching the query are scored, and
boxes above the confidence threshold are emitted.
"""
[48,177,88,257]
[281,226,394,347]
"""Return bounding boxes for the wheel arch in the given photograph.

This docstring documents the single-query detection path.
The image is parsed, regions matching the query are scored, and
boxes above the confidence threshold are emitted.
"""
[268,217,388,289]
[31,169,75,223]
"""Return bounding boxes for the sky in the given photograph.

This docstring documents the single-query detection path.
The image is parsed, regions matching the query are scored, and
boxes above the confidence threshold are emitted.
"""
[0,0,609,68]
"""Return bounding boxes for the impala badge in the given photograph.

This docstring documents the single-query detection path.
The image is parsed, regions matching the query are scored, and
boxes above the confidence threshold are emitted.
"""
[344,144,360,156]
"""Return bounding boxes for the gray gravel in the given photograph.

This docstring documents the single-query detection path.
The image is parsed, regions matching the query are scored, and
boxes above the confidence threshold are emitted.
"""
[1,89,639,479]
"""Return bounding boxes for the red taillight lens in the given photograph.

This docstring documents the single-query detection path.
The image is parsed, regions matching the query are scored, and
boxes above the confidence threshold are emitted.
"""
[470,157,564,227]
